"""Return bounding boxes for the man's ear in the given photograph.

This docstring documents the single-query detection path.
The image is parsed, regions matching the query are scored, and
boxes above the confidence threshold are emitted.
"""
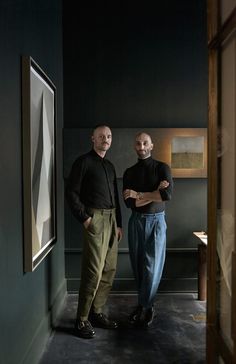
[150,143,154,150]
[91,135,94,143]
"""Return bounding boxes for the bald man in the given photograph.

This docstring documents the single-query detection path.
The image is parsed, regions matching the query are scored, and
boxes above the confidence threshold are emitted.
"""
[123,132,173,327]
[66,125,122,339]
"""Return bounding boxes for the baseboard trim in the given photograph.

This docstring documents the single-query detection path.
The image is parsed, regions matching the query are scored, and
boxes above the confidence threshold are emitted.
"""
[65,247,198,254]
[66,277,198,294]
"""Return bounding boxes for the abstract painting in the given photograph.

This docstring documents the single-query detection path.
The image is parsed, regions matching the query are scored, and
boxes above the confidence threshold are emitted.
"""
[22,56,56,271]
[171,136,204,169]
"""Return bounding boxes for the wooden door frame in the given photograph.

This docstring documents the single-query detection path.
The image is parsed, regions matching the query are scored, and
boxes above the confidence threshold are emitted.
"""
[207,1,236,362]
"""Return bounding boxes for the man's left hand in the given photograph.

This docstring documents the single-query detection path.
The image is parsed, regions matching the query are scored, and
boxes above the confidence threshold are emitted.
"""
[158,180,169,190]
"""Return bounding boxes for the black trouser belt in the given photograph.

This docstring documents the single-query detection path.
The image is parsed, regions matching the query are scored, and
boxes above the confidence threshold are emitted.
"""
[87,207,115,215]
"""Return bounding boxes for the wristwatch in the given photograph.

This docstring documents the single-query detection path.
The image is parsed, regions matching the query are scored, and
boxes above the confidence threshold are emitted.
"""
[137,192,144,200]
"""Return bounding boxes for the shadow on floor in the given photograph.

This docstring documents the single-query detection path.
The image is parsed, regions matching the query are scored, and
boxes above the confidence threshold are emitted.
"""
[39,294,206,364]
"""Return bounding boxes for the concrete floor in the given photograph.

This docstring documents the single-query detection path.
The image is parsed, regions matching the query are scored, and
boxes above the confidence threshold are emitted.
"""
[39,293,206,364]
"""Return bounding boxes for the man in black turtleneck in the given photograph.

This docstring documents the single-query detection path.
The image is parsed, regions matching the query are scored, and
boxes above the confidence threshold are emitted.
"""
[123,132,173,327]
[66,125,122,339]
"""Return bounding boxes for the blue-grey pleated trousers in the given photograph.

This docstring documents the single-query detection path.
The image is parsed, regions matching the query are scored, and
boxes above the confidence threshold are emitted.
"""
[128,211,167,308]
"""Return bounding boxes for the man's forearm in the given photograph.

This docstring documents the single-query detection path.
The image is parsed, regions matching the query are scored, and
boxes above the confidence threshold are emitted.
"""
[135,198,153,207]
[140,180,170,202]
[141,190,162,202]
[123,189,162,204]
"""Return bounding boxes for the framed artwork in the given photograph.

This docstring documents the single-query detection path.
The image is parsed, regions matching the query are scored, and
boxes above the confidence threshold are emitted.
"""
[22,56,57,272]
[63,128,207,178]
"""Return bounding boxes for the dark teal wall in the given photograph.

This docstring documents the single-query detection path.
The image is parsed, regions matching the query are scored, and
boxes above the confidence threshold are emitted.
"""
[63,0,207,128]
[63,1,208,293]
[0,2,65,364]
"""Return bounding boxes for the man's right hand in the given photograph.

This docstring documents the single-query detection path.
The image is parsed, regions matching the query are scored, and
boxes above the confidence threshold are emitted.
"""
[83,217,92,229]
[123,189,138,200]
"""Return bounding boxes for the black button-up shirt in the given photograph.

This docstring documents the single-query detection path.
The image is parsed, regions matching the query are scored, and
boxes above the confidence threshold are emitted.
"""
[66,149,122,227]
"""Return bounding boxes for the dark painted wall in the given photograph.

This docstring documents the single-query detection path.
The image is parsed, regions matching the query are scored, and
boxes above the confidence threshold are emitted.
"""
[63,1,207,128]
[63,1,208,293]
[0,2,65,364]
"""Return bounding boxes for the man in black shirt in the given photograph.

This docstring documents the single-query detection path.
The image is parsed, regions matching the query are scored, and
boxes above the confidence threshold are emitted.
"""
[123,132,173,327]
[66,125,122,339]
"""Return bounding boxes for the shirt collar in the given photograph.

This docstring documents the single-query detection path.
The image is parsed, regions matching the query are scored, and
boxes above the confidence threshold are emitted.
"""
[89,149,105,160]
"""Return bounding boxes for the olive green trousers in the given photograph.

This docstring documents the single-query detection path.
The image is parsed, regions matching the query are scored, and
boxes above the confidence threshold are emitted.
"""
[77,208,118,321]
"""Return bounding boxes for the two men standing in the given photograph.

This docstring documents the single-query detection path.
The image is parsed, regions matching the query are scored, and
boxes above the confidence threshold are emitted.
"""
[66,126,172,338]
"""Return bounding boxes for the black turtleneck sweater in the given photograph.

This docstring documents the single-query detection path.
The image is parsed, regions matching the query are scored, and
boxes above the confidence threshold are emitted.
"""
[66,149,122,227]
[123,156,173,213]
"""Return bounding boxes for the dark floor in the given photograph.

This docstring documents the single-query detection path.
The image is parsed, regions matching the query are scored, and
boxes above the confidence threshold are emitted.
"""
[39,294,206,364]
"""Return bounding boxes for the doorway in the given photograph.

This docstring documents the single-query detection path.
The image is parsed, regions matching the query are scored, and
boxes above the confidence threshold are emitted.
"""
[207,1,236,362]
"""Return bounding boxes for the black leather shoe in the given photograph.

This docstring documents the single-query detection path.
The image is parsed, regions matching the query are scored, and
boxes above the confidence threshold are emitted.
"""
[74,319,95,339]
[89,312,118,329]
[128,305,144,325]
[143,306,155,327]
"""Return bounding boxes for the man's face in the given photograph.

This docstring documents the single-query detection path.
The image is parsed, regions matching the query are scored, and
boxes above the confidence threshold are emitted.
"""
[92,126,112,153]
[134,133,153,159]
